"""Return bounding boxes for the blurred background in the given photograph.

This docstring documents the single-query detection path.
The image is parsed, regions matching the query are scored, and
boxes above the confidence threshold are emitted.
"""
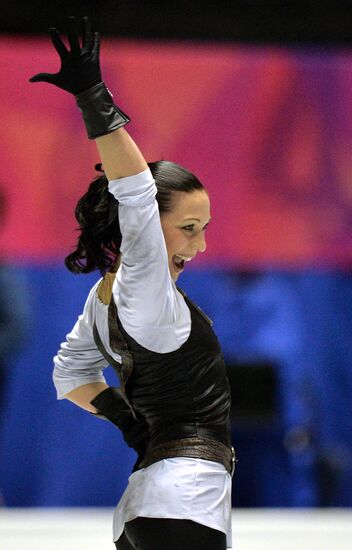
[0,0,352,517]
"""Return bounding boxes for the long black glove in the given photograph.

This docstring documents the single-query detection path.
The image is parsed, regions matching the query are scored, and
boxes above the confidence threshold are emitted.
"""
[90,387,149,471]
[30,16,130,139]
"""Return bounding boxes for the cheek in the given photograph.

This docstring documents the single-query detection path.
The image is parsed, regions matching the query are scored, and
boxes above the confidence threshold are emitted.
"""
[163,228,184,256]
[161,225,175,254]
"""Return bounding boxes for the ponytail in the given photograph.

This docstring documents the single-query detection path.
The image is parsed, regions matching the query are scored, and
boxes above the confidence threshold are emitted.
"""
[65,175,121,275]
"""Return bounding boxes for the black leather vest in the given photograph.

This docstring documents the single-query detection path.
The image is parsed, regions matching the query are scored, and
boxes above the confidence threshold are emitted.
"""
[110,292,232,450]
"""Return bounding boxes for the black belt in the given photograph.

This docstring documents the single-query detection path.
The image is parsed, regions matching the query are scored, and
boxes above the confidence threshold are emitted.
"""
[140,436,236,476]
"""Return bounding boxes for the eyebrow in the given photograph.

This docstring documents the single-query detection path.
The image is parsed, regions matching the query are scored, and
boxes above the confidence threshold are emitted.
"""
[183,217,211,222]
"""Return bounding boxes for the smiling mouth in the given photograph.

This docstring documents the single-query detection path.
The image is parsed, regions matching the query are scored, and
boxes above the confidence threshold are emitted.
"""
[172,254,194,272]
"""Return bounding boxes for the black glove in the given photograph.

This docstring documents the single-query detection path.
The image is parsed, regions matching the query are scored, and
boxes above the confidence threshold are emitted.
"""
[90,387,149,471]
[30,16,101,95]
[30,16,130,139]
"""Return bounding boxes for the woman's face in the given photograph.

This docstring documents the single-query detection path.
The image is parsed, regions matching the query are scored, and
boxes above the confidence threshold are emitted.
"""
[160,190,211,282]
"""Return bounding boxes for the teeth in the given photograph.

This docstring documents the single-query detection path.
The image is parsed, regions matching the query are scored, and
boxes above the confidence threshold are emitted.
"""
[175,255,193,262]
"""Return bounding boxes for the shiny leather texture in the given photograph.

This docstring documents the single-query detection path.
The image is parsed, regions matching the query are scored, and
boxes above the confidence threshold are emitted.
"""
[114,294,232,450]
[140,436,235,475]
[76,82,130,139]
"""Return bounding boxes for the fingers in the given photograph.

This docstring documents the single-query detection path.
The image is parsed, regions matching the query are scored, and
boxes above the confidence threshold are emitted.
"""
[67,16,81,54]
[29,26,66,83]
[48,17,94,57]
[92,32,100,58]
[82,16,93,52]
[29,72,56,84]
[48,27,68,59]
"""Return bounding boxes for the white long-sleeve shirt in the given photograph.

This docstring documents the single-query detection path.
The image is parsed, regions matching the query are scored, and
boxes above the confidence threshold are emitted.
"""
[53,169,232,547]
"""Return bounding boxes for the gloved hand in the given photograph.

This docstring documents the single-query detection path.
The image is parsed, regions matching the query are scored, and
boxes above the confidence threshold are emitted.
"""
[91,387,149,471]
[30,16,130,139]
[30,16,101,95]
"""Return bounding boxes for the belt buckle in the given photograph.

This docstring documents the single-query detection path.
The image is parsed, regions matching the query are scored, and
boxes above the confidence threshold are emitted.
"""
[230,446,236,477]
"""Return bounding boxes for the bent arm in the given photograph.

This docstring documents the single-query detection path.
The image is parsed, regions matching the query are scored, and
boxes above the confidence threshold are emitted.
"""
[53,283,112,409]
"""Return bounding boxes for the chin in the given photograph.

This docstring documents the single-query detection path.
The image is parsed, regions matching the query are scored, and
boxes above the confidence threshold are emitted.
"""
[171,270,180,282]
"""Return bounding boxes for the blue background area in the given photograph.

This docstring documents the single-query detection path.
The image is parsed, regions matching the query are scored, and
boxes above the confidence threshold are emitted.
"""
[0,265,351,508]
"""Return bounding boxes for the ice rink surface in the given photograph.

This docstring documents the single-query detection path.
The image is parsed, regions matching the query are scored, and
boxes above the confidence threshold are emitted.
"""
[0,508,351,550]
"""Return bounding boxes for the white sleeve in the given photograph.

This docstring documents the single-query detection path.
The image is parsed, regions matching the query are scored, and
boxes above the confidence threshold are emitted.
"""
[53,282,108,399]
[109,168,191,353]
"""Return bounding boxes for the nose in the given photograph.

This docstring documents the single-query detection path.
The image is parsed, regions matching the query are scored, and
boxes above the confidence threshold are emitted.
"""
[194,231,206,253]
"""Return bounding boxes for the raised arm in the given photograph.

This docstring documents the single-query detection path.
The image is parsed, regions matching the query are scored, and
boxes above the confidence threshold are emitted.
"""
[30,16,147,180]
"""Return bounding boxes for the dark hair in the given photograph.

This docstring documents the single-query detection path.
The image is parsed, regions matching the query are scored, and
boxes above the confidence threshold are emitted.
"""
[65,160,205,275]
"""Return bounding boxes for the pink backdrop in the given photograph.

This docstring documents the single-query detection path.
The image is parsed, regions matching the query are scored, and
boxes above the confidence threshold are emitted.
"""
[1,36,352,267]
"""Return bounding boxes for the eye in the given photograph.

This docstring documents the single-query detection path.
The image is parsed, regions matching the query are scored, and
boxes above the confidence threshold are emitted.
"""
[182,224,195,232]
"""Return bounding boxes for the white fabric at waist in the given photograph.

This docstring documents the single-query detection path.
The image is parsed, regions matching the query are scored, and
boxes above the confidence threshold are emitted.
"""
[112,457,232,548]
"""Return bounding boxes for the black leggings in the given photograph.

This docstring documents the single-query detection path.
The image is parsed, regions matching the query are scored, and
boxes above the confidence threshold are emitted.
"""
[115,517,227,550]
